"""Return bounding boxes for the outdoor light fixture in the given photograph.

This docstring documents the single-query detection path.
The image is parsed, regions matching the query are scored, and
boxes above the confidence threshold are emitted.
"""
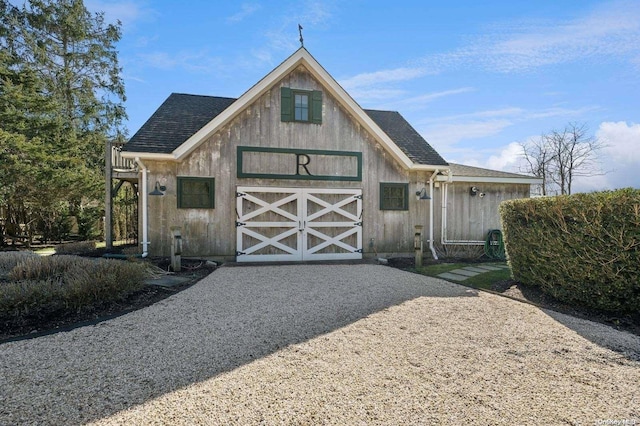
[470,186,486,198]
[415,188,431,200]
[149,181,166,196]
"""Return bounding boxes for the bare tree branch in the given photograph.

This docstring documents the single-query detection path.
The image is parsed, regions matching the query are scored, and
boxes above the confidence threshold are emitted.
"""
[520,122,606,195]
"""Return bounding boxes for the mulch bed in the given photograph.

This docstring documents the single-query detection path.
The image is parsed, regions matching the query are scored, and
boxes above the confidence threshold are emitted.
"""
[0,257,216,343]
[388,257,640,337]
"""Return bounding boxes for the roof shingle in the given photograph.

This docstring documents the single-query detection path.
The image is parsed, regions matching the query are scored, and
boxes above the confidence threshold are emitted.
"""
[123,94,236,154]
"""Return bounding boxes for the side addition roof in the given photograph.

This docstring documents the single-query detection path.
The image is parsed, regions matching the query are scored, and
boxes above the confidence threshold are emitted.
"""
[439,163,543,184]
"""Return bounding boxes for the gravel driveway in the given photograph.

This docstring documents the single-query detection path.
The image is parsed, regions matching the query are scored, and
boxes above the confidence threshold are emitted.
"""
[1,264,638,425]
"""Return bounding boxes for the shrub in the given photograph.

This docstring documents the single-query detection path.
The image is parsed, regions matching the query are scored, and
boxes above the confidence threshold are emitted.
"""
[54,241,97,255]
[500,188,640,314]
[1,255,147,318]
[77,206,103,240]
[0,251,39,275]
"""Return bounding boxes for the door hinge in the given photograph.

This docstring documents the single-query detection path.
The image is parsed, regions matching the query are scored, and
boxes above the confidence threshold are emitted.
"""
[236,251,246,256]
[236,221,246,227]
[355,221,363,227]
[354,248,363,253]
[354,194,363,200]
[236,191,246,198]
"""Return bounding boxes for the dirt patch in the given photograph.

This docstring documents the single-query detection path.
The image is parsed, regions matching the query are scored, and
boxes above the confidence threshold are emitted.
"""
[0,257,216,342]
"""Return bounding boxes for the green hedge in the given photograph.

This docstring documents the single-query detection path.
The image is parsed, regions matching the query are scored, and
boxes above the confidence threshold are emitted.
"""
[500,188,640,314]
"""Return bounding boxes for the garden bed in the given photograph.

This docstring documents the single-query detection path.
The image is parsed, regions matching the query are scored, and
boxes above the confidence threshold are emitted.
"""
[0,255,216,342]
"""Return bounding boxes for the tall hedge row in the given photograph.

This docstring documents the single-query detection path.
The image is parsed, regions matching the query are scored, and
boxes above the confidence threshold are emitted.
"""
[499,188,640,314]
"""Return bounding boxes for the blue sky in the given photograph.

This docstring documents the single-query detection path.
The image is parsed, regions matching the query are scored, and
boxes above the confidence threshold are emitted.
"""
[90,0,640,192]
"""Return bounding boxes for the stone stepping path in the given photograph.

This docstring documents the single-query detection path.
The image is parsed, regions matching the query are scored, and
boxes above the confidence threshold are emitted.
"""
[437,263,509,282]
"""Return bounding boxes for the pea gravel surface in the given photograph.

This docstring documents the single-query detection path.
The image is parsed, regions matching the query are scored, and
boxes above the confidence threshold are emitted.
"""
[1,264,638,425]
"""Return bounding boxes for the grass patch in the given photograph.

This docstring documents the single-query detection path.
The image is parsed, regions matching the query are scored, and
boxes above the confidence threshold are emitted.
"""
[414,263,468,276]
[414,262,512,290]
[464,268,512,290]
[55,241,97,255]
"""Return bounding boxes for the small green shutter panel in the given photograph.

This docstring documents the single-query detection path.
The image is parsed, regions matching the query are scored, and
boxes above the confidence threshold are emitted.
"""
[281,87,292,122]
[311,90,322,124]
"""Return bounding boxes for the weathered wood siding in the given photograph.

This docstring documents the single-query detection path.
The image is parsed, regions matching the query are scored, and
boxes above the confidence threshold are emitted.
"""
[441,182,530,243]
[143,65,437,258]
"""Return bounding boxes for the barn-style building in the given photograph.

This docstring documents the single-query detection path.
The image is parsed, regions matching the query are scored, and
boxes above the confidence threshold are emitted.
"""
[109,48,540,262]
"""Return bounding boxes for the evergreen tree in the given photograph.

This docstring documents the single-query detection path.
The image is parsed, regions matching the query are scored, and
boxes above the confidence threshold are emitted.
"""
[0,0,125,245]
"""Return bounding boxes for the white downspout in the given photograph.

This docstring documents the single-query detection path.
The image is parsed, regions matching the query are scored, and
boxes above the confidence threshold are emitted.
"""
[441,181,448,246]
[428,169,439,260]
[135,157,150,257]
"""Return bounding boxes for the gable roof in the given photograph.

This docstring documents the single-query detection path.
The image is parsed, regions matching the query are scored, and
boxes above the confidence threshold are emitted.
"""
[124,93,448,167]
[122,48,446,170]
[439,163,543,184]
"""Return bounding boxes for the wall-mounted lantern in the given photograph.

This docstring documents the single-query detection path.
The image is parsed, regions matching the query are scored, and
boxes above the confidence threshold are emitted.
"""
[415,188,431,200]
[470,186,485,198]
[149,181,166,196]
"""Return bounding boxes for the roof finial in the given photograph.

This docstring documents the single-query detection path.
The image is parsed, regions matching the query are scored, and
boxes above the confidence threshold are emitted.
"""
[298,24,304,47]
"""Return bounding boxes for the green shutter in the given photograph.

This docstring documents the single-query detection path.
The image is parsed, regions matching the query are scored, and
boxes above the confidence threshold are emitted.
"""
[281,87,292,122]
[311,90,322,124]
[177,177,215,209]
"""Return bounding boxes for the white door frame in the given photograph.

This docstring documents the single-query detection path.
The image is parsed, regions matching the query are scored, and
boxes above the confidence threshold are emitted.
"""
[236,186,362,262]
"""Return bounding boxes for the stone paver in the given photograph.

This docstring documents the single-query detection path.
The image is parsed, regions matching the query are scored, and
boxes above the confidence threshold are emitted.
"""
[448,268,480,277]
[461,266,490,273]
[471,265,503,271]
[436,272,470,281]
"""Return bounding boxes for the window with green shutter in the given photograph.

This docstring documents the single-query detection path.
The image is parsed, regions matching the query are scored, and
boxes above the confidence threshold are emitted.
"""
[177,177,215,209]
[380,183,409,210]
[281,87,322,124]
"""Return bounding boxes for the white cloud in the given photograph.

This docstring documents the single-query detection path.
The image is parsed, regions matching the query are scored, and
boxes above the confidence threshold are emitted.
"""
[251,1,334,65]
[137,50,223,73]
[597,121,640,165]
[421,0,640,73]
[571,121,640,192]
[485,142,524,171]
[348,89,408,102]
[421,119,513,150]
[85,0,157,30]
[227,3,261,24]
[378,87,475,110]
[340,67,427,90]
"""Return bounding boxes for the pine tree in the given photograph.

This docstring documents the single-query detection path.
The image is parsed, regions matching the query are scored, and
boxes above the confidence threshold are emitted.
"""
[0,0,126,245]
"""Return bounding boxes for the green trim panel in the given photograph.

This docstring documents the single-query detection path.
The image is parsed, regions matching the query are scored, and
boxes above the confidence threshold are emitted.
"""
[177,176,215,209]
[237,146,362,181]
[379,182,409,210]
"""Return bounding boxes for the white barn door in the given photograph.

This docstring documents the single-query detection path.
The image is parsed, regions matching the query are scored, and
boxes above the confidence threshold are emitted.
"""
[236,187,362,262]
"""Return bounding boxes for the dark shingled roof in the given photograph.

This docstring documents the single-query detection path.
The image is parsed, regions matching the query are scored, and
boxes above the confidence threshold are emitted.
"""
[363,109,448,166]
[124,93,448,166]
[124,94,236,154]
